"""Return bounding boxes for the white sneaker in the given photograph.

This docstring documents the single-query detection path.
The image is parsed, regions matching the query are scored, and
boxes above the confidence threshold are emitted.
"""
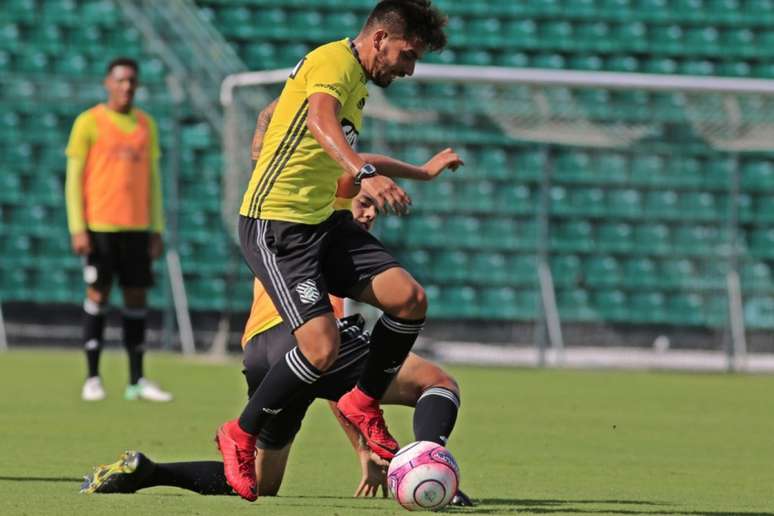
[125,378,173,402]
[82,377,106,401]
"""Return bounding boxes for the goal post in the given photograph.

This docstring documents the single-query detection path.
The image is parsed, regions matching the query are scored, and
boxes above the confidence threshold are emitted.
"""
[221,64,774,370]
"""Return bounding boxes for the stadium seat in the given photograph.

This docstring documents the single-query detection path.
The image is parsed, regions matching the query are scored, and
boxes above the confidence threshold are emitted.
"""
[406,215,445,247]
[593,289,629,321]
[550,254,581,287]
[551,219,594,253]
[667,293,706,326]
[744,296,774,328]
[508,253,538,286]
[644,190,680,219]
[469,252,509,284]
[434,286,478,319]
[607,189,642,218]
[444,216,482,249]
[740,260,773,292]
[597,222,634,253]
[479,287,521,319]
[495,184,537,216]
[557,288,596,322]
[633,223,671,255]
[672,225,724,256]
[433,250,470,282]
[585,255,623,287]
[376,215,404,246]
[629,291,667,323]
[622,257,659,288]
[660,258,700,289]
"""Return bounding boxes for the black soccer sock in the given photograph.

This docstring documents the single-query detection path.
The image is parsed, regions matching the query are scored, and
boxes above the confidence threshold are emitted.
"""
[357,314,425,399]
[122,308,146,385]
[413,387,461,446]
[83,299,107,378]
[238,346,321,435]
[138,461,233,495]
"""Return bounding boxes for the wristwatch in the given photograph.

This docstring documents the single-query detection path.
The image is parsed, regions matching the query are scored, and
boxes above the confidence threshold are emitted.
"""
[354,163,378,185]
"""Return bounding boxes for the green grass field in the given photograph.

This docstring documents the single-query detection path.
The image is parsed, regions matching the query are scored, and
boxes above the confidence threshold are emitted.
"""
[2,348,774,515]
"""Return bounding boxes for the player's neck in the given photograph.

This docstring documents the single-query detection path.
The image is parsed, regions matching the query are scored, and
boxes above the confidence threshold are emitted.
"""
[349,36,374,82]
[105,101,133,115]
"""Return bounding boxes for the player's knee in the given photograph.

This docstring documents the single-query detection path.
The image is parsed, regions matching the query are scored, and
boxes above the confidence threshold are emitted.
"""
[299,340,339,372]
[396,282,427,319]
[434,372,460,400]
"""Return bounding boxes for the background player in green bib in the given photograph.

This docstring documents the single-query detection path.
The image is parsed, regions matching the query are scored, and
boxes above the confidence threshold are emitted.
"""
[216,0,455,501]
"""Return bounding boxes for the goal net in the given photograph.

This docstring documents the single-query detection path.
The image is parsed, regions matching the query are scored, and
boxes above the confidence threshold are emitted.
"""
[221,65,774,371]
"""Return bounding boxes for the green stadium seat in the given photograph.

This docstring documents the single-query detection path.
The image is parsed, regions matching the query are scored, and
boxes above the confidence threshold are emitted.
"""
[436,286,478,319]
[476,146,510,180]
[744,296,774,328]
[504,19,537,47]
[750,228,774,258]
[623,257,659,288]
[597,222,633,253]
[551,220,594,252]
[630,291,667,323]
[555,150,592,183]
[680,59,716,76]
[644,190,680,219]
[399,249,431,280]
[586,255,622,287]
[705,294,729,327]
[550,254,581,287]
[633,223,671,255]
[742,160,774,191]
[557,288,596,321]
[447,215,484,249]
[667,293,705,326]
[376,215,404,246]
[508,253,537,286]
[644,57,679,74]
[683,192,719,221]
[606,55,640,73]
[433,250,469,282]
[468,252,508,284]
[495,185,536,216]
[406,215,444,247]
[457,180,494,213]
[593,289,629,321]
[607,189,642,218]
[660,258,699,289]
[479,287,522,319]
[673,225,724,255]
[741,261,773,292]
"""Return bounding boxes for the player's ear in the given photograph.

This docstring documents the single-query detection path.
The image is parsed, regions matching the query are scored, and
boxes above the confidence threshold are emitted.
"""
[373,29,387,51]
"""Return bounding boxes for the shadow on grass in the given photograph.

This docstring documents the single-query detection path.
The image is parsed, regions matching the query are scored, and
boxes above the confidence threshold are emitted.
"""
[452,498,774,516]
[0,476,82,483]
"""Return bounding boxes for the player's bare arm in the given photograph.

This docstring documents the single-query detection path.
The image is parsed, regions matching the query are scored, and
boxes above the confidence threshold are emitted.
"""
[307,92,410,215]
[250,98,279,161]
[360,148,464,181]
[327,400,389,498]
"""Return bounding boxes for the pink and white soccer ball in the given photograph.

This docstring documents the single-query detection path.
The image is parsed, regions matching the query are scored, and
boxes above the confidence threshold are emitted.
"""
[387,441,460,511]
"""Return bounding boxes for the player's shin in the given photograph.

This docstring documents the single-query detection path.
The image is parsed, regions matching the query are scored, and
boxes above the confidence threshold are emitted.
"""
[122,308,146,385]
[83,299,107,378]
[238,347,321,435]
[357,314,425,399]
[413,387,460,446]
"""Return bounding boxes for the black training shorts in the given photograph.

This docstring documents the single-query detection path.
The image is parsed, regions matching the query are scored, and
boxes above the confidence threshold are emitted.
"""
[242,315,370,449]
[239,211,399,331]
[83,231,153,289]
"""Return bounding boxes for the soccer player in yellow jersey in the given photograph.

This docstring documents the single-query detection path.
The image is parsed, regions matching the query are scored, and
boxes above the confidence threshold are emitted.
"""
[216,1,459,500]
[65,57,171,403]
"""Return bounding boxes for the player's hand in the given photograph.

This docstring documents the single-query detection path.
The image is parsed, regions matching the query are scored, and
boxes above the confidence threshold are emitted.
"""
[359,175,411,215]
[149,233,164,260]
[354,449,389,498]
[71,232,92,256]
[422,147,464,180]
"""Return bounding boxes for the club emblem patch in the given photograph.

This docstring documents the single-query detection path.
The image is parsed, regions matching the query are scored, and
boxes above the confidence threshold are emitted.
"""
[296,279,321,304]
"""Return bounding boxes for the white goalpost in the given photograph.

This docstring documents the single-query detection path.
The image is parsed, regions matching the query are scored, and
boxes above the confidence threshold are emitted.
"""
[220,64,774,371]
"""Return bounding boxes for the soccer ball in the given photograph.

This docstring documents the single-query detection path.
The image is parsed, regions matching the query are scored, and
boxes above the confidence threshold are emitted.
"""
[387,441,459,511]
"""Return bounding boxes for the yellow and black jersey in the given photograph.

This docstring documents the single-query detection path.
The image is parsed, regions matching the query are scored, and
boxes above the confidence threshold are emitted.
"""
[239,38,369,225]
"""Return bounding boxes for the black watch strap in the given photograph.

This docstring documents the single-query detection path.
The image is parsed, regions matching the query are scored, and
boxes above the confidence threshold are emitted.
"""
[354,163,377,185]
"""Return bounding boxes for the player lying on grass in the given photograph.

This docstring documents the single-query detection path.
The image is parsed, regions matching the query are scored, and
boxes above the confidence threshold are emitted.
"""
[80,196,471,505]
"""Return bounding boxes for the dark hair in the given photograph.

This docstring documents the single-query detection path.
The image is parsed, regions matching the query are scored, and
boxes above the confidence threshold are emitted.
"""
[364,0,448,52]
[105,57,139,76]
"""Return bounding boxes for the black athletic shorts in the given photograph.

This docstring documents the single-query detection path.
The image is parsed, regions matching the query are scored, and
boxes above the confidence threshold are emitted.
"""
[83,231,153,289]
[242,315,370,449]
[239,211,399,331]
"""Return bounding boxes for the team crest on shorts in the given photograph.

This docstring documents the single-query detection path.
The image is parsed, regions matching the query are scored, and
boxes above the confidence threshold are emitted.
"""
[296,279,321,304]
